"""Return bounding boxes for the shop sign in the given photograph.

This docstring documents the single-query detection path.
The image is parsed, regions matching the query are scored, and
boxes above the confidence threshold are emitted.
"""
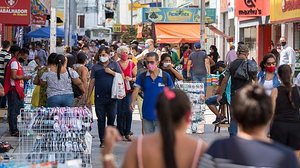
[128,2,149,11]
[228,0,235,19]
[0,0,31,25]
[31,14,46,25]
[270,0,300,23]
[140,8,216,23]
[282,0,300,12]
[113,24,122,33]
[235,0,267,17]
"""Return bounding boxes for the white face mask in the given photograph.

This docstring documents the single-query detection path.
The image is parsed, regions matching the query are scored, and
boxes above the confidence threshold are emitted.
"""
[163,62,171,68]
[100,56,109,63]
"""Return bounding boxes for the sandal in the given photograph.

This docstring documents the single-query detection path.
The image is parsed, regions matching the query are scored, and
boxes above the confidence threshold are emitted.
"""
[125,135,133,142]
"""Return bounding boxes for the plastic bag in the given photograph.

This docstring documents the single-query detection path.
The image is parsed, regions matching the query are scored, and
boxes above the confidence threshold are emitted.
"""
[31,85,40,107]
[111,73,126,99]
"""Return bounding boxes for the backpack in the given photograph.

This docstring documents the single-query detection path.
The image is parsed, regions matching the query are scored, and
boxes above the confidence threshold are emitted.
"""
[138,71,169,99]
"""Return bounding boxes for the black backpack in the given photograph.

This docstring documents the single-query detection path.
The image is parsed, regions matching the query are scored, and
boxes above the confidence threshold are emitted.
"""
[138,71,169,99]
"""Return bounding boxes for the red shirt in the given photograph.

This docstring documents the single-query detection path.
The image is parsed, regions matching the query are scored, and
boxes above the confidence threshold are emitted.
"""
[183,49,192,71]
[118,61,135,93]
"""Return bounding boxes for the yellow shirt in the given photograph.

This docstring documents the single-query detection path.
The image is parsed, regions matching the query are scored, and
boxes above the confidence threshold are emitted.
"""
[131,56,138,65]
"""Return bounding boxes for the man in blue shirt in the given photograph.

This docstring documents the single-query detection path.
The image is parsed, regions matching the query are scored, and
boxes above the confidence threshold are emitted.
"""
[131,52,174,134]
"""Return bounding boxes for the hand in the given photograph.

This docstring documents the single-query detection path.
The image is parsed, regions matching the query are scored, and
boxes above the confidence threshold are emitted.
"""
[130,102,136,111]
[125,76,132,81]
[187,72,191,78]
[166,64,173,70]
[86,97,91,107]
[103,126,122,154]
[105,68,114,75]
[24,76,32,80]
[217,94,222,104]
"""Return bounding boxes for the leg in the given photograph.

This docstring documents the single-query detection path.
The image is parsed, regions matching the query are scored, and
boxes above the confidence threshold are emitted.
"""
[137,95,144,134]
[143,119,154,134]
[106,100,117,127]
[205,95,221,117]
[7,88,20,134]
[95,102,106,143]
[116,99,125,136]
[228,105,237,137]
[124,93,133,136]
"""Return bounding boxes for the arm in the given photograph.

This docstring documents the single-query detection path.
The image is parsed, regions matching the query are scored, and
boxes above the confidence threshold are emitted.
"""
[81,67,89,93]
[217,75,229,102]
[270,88,278,114]
[11,70,31,80]
[122,141,138,168]
[173,52,180,66]
[187,60,192,78]
[86,79,95,106]
[169,66,184,81]
[33,73,40,85]
[130,87,141,111]
[205,58,211,75]
[72,78,85,94]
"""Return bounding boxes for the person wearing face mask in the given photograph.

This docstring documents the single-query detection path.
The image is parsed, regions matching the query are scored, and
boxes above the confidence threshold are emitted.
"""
[86,47,122,148]
[159,53,184,83]
[279,37,296,75]
[4,46,32,137]
[116,46,137,141]
[130,52,174,134]
[257,53,280,96]
[136,39,161,61]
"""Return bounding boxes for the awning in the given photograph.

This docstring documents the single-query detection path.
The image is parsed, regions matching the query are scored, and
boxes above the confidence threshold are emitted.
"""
[207,25,232,39]
[155,23,201,44]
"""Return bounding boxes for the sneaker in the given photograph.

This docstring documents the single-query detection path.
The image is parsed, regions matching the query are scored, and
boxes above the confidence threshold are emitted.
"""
[212,117,221,124]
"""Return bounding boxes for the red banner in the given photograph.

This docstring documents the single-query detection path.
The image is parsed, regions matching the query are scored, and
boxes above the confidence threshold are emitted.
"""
[0,0,31,25]
[31,14,46,25]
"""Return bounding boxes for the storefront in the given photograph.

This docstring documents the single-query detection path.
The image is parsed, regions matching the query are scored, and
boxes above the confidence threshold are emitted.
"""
[270,0,300,50]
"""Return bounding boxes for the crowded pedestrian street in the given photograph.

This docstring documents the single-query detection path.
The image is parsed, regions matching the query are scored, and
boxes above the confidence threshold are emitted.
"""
[0,0,300,168]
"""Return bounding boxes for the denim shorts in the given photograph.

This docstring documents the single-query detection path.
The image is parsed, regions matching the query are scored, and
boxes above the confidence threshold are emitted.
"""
[205,95,227,106]
[47,94,74,107]
[143,119,159,134]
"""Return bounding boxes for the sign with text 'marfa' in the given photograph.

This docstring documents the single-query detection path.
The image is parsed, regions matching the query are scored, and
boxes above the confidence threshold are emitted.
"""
[235,0,267,17]
[0,0,31,25]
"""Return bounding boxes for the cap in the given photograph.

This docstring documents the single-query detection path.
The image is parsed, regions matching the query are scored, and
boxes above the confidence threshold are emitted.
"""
[237,44,249,53]
[194,42,201,49]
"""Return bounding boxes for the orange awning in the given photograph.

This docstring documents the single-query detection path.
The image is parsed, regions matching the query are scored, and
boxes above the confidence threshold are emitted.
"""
[207,25,232,39]
[155,23,201,44]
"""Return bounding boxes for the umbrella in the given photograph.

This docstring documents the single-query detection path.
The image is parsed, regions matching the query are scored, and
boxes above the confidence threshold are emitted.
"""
[26,27,76,39]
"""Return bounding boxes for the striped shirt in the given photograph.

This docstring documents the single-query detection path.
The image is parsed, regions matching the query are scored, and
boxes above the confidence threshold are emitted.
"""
[0,50,11,79]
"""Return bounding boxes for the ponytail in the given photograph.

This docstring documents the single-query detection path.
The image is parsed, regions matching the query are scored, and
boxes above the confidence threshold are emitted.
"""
[157,88,177,168]
[57,60,62,80]
[278,65,295,108]
[55,54,66,80]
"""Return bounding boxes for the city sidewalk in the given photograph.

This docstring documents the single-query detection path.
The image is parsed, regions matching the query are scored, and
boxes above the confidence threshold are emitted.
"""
[0,107,228,167]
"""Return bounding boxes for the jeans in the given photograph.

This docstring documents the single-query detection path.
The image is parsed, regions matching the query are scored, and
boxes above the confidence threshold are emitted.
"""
[182,70,187,80]
[95,99,117,143]
[229,105,237,137]
[117,93,132,136]
[7,87,23,134]
[143,119,159,134]
[47,94,74,107]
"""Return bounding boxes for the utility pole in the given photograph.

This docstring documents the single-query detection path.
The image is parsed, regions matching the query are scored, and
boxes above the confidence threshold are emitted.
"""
[200,0,205,48]
[131,0,133,26]
[50,0,57,53]
[64,0,70,47]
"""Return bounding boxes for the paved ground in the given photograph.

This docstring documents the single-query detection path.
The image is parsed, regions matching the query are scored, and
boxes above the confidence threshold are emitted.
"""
[0,107,228,167]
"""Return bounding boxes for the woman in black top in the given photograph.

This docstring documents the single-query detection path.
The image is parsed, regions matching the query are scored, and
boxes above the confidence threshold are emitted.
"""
[209,45,219,73]
[270,64,300,160]
[159,53,183,83]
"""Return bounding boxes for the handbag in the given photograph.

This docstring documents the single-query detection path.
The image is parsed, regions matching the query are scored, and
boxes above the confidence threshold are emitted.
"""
[67,68,83,98]
[129,61,135,90]
[31,85,40,107]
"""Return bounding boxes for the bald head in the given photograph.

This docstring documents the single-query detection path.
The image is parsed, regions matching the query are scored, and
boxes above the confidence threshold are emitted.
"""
[280,37,287,47]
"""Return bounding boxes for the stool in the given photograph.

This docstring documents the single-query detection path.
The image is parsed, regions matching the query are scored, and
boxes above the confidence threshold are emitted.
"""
[214,104,230,133]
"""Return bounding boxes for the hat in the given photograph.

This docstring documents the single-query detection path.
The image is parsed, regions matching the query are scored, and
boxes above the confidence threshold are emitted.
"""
[237,44,249,53]
[194,42,201,49]
[215,61,226,69]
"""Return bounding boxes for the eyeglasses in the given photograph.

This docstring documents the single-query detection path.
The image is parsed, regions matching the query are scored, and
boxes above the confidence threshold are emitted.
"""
[266,62,276,66]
